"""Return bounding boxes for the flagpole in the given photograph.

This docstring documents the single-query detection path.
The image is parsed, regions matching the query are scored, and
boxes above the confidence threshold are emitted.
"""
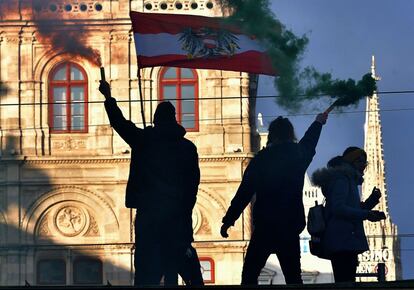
[137,61,146,128]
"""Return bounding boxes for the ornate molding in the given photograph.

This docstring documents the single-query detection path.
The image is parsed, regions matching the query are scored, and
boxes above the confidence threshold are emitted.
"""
[37,216,51,237]
[84,214,100,237]
[52,137,87,151]
[197,211,212,235]
[199,155,253,163]
[23,158,130,165]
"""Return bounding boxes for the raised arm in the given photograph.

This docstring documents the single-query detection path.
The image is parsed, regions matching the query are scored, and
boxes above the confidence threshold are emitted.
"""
[99,81,143,147]
[298,113,327,166]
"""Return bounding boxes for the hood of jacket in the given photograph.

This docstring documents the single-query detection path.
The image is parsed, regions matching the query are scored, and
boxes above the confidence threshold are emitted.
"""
[147,122,186,141]
[311,161,363,195]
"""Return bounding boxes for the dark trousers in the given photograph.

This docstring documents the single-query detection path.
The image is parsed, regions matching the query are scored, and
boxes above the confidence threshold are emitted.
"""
[133,215,203,286]
[330,251,359,283]
[241,226,303,285]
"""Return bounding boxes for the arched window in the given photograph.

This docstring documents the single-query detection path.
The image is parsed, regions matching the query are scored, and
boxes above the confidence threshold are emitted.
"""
[37,259,66,285]
[159,67,199,131]
[49,62,88,133]
[199,257,215,284]
[73,258,103,285]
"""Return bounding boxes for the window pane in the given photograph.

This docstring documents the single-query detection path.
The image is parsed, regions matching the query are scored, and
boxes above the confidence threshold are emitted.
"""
[71,65,84,80]
[73,259,103,284]
[182,100,195,114]
[182,85,195,99]
[163,85,177,100]
[53,116,67,130]
[53,104,67,116]
[53,87,66,102]
[53,67,67,81]
[71,87,84,101]
[163,67,177,79]
[37,260,66,285]
[71,103,84,116]
[181,68,194,79]
[181,114,195,129]
[200,260,212,282]
[71,116,84,130]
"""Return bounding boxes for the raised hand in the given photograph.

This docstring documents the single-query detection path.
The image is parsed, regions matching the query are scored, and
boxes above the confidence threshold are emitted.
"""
[367,210,386,222]
[220,223,230,238]
[315,112,328,125]
[99,80,111,99]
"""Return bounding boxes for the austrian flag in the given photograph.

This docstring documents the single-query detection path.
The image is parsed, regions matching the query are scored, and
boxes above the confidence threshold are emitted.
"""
[130,11,276,75]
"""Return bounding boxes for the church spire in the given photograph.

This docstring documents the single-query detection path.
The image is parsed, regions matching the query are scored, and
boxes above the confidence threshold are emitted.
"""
[359,56,401,281]
[363,55,388,214]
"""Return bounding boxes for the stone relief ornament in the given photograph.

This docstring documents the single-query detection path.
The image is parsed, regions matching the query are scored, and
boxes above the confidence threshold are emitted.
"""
[38,216,51,237]
[84,214,100,237]
[54,205,87,236]
[53,137,86,151]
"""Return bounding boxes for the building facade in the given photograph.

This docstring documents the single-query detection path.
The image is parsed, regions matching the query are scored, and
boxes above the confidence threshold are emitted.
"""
[0,0,259,285]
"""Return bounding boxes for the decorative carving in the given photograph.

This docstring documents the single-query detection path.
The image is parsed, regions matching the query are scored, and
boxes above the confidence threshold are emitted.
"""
[193,208,211,235]
[84,213,100,237]
[113,34,129,42]
[5,37,20,43]
[38,216,51,237]
[53,137,86,151]
[54,206,87,237]
[197,212,211,235]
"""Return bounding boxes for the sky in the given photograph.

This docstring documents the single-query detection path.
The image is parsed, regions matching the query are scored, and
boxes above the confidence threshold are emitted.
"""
[256,0,414,279]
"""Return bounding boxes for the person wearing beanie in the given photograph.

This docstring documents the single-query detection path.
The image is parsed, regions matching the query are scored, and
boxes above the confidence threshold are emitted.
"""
[221,112,328,285]
[311,147,386,282]
[99,81,203,286]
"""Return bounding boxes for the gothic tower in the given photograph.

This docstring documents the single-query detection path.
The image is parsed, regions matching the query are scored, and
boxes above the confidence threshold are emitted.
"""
[358,56,402,280]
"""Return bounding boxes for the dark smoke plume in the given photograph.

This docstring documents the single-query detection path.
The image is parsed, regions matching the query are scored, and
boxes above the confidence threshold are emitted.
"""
[219,0,376,112]
[36,21,102,66]
[0,0,101,66]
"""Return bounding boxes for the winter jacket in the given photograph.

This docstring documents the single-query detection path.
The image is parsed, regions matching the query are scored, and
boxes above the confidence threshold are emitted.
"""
[222,121,323,235]
[311,161,376,255]
[104,97,200,243]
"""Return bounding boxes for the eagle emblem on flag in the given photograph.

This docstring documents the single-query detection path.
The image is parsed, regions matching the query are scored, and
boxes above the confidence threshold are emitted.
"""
[179,27,240,59]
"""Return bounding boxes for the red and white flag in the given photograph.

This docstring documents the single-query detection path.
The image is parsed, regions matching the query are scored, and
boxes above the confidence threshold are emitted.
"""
[130,11,276,75]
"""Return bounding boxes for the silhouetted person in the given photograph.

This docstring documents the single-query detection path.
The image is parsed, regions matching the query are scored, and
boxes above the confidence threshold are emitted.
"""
[311,147,385,283]
[221,113,328,285]
[99,81,203,286]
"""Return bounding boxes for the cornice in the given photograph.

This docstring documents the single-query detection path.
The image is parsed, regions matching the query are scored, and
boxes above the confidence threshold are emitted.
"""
[199,154,254,162]
[21,157,130,165]
[0,154,256,165]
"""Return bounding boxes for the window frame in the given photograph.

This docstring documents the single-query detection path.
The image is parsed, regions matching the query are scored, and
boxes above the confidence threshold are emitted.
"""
[159,67,199,132]
[48,62,88,133]
[199,257,215,284]
[36,258,66,285]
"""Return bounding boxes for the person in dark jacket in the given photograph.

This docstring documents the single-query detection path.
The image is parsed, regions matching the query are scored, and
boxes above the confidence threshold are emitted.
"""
[311,147,386,282]
[220,113,328,285]
[98,81,203,286]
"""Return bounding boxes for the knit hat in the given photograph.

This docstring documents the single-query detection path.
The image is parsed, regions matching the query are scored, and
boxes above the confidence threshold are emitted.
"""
[153,101,176,125]
[342,147,366,164]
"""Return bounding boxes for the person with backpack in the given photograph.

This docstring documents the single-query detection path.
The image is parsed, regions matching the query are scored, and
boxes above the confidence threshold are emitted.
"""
[220,113,328,285]
[311,147,386,282]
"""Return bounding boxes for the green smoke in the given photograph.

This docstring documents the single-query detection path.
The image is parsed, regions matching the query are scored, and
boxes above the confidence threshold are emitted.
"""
[218,0,376,112]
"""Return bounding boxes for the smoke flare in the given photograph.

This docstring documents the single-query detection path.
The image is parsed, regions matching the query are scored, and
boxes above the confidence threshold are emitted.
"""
[218,0,376,112]
[0,0,102,66]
